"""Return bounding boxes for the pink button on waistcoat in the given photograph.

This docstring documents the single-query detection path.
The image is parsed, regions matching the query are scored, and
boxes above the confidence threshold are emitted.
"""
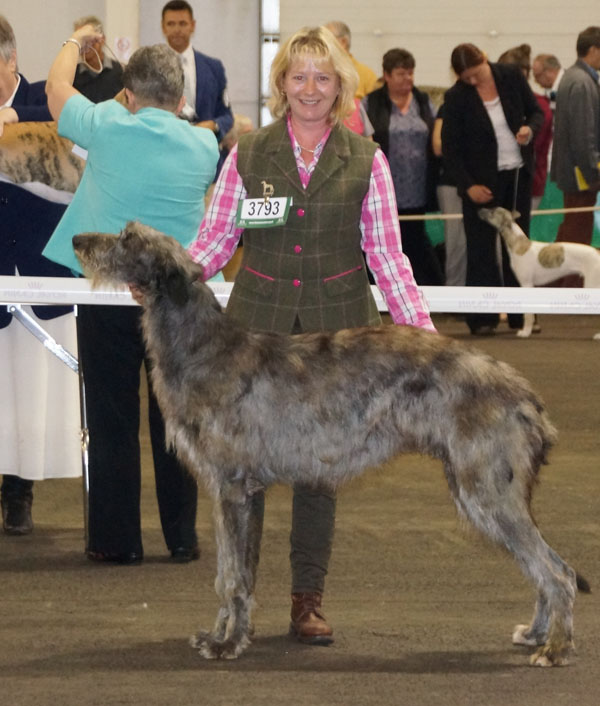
[293,279,301,287]
[294,245,302,253]
[296,208,305,217]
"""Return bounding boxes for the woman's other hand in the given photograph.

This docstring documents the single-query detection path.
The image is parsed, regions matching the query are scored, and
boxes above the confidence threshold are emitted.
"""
[515,125,533,145]
[128,284,145,305]
[466,184,493,203]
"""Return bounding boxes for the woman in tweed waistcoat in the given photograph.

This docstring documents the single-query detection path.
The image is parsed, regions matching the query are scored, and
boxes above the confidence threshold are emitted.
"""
[188,25,434,646]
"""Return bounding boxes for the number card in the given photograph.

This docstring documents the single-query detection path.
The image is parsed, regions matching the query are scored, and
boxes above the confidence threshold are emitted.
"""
[235,197,292,228]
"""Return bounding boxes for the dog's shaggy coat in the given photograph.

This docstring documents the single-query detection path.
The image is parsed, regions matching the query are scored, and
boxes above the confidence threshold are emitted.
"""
[0,122,83,193]
[73,222,586,666]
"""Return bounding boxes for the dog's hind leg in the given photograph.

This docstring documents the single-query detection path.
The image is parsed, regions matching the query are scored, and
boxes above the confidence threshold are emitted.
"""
[191,481,258,660]
[457,493,576,666]
[512,592,549,646]
[520,543,577,667]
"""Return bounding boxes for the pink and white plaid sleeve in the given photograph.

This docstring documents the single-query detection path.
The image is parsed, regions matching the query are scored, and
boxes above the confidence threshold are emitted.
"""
[361,150,436,332]
[187,145,245,280]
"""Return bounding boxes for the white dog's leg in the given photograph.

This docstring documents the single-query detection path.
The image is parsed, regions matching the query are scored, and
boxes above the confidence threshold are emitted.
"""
[517,312,535,338]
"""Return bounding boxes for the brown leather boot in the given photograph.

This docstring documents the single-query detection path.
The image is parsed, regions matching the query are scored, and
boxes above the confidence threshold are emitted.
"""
[290,592,334,645]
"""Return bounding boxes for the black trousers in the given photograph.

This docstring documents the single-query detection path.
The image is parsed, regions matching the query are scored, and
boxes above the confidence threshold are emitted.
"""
[0,475,33,500]
[462,168,530,332]
[77,305,198,555]
[398,206,445,286]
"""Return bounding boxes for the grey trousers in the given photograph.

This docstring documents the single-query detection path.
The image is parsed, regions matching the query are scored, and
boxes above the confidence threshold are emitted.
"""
[437,184,467,287]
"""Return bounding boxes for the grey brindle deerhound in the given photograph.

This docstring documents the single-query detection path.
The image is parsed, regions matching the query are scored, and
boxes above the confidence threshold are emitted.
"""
[73,222,589,667]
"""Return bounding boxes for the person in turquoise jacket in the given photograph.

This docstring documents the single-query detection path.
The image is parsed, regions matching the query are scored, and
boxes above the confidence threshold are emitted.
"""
[43,25,220,564]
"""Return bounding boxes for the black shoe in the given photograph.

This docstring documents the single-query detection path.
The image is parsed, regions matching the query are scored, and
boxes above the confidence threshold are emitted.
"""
[470,325,496,336]
[1,495,33,535]
[170,546,200,563]
[86,550,143,565]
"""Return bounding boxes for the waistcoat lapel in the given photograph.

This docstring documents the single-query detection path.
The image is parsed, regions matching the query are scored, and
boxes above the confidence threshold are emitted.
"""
[263,120,305,196]
[303,125,349,196]
[260,121,351,198]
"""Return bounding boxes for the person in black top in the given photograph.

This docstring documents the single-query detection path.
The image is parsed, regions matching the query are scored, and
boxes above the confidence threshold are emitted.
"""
[364,48,443,286]
[72,15,123,103]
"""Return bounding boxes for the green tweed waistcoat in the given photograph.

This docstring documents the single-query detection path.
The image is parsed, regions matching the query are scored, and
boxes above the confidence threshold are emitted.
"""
[227,118,381,334]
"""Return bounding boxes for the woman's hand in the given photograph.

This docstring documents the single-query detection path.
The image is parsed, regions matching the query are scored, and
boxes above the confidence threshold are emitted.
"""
[466,184,493,204]
[0,107,18,138]
[128,284,145,305]
[46,24,104,122]
[515,125,533,145]
[70,24,104,53]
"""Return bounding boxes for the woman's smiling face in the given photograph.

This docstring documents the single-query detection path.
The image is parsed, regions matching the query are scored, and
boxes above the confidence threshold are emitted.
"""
[282,57,340,126]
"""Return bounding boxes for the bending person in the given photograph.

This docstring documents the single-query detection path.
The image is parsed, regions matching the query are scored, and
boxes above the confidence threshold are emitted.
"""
[442,43,543,335]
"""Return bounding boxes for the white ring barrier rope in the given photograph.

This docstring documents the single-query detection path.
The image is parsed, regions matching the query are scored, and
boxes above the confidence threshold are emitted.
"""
[398,205,600,221]
[2,276,600,314]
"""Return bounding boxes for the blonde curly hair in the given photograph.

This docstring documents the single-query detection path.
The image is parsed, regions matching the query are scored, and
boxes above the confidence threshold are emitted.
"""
[268,26,358,124]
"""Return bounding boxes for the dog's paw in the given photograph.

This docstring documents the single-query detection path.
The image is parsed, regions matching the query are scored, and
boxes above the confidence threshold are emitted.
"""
[593,332,600,341]
[529,642,573,667]
[516,329,532,339]
[190,631,250,660]
[190,630,211,649]
[512,624,543,646]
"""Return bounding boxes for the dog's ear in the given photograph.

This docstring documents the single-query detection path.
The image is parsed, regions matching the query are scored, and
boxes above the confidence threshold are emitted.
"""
[163,268,193,307]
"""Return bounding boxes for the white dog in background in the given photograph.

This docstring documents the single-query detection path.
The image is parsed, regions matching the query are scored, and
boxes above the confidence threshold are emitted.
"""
[479,207,600,338]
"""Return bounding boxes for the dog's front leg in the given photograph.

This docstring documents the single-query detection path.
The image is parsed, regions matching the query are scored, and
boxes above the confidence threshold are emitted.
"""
[191,483,255,660]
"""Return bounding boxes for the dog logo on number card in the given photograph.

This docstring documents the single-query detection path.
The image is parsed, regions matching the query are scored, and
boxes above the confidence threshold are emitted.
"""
[261,180,274,202]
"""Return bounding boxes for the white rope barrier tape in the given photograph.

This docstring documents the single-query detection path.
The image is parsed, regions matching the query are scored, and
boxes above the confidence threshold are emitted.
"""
[2,276,600,314]
[398,205,600,220]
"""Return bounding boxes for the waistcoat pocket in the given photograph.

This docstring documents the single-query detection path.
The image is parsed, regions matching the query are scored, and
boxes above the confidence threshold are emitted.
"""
[323,265,365,298]
[236,265,275,298]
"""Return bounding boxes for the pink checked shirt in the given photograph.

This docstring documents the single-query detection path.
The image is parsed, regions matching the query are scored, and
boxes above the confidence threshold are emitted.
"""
[188,120,435,331]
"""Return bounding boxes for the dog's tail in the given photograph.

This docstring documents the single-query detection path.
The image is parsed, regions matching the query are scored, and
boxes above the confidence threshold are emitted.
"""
[576,573,591,593]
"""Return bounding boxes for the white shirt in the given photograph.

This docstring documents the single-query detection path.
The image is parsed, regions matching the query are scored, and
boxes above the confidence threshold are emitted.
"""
[545,68,565,110]
[1,73,20,109]
[178,44,197,120]
[484,96,523,170]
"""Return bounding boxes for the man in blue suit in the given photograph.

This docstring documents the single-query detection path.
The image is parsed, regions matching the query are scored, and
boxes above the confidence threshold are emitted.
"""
[0,14,76,535]
[161,0,233,144]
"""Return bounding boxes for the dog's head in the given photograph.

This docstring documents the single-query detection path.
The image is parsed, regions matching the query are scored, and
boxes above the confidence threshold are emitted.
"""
[478,206,519,231]
[73,221,205,306]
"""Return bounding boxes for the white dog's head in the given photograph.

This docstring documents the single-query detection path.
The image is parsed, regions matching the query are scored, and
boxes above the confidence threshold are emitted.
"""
[478,207,520,231]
